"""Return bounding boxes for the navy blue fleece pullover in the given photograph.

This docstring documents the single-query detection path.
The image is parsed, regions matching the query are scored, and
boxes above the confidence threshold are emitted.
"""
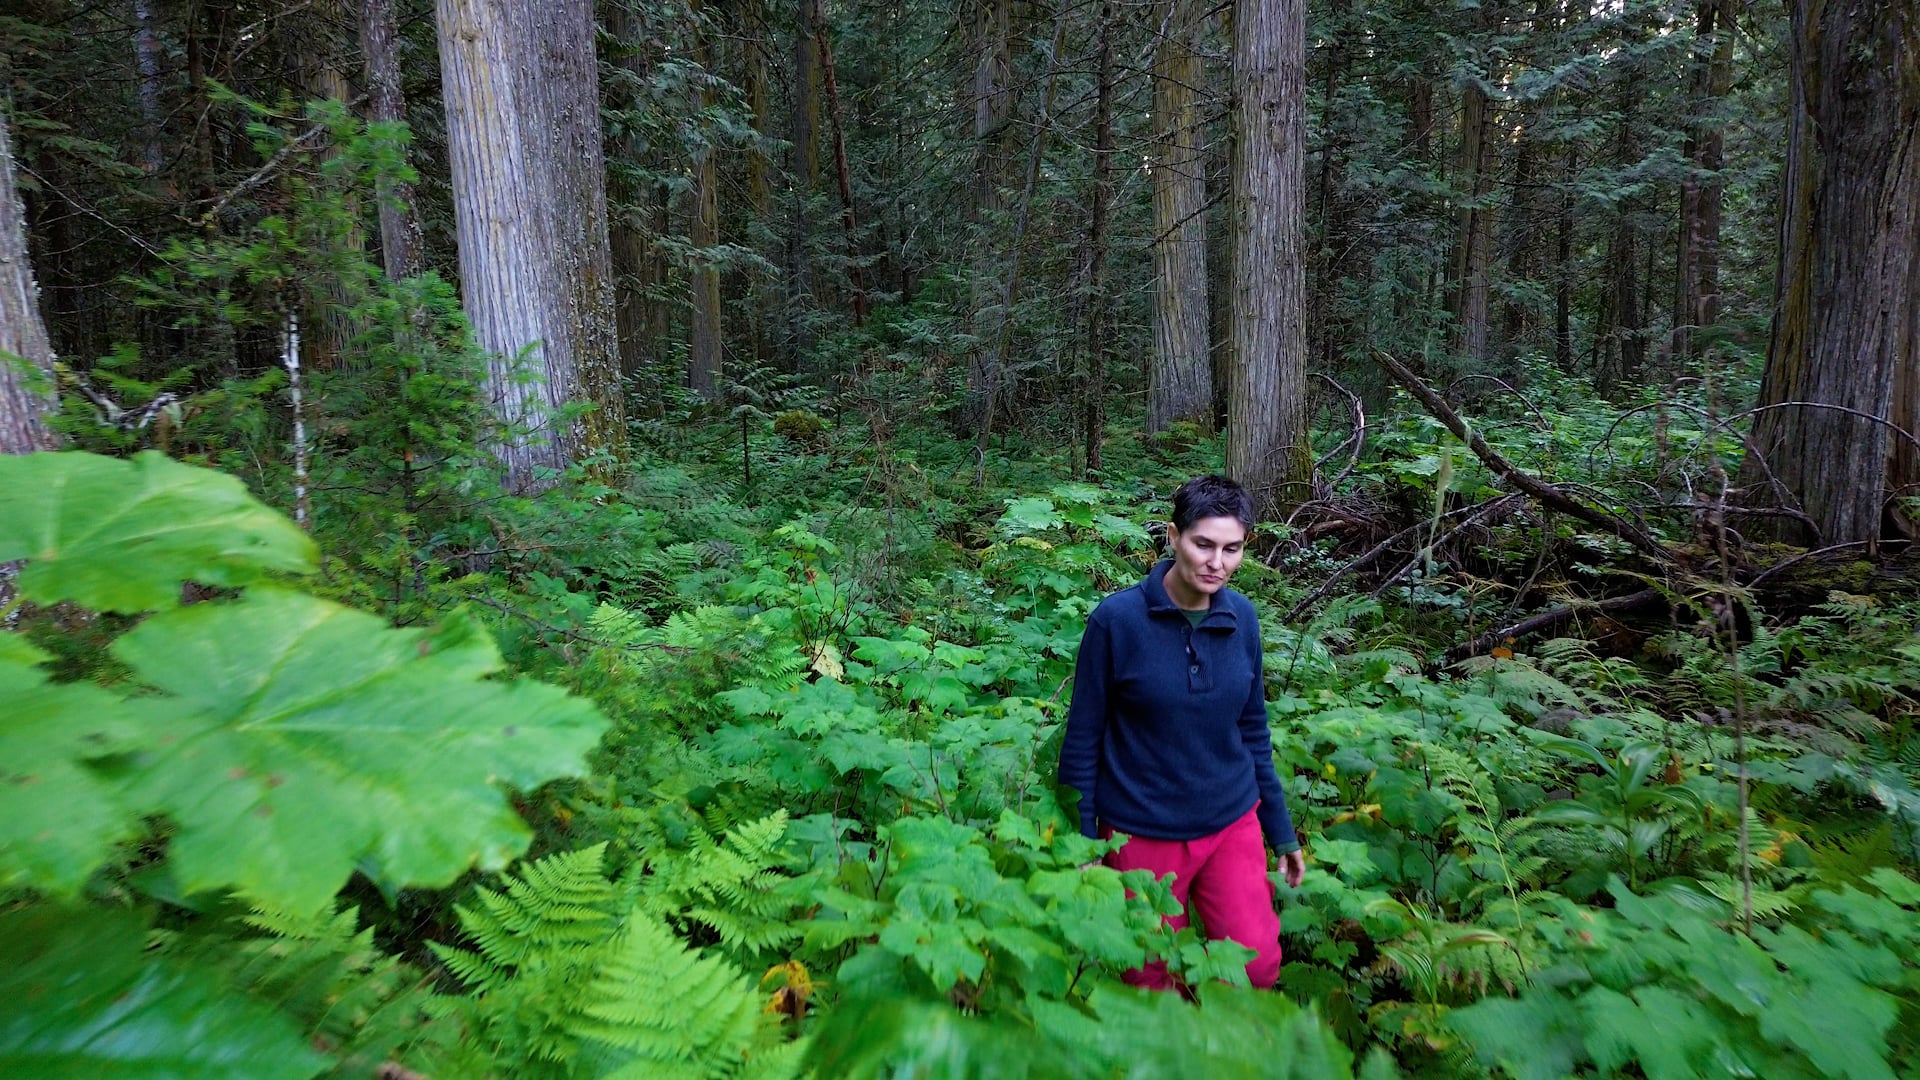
[1057,561,1300,854]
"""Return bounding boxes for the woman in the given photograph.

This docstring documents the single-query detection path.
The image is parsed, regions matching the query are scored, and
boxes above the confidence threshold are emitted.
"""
[1057,475,1304,990]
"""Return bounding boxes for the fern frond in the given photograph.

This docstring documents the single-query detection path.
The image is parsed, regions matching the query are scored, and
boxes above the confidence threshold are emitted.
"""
[576,917,768,1079]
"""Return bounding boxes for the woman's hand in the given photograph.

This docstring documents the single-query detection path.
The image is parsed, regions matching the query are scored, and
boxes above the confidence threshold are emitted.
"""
[1278,849,1305,889]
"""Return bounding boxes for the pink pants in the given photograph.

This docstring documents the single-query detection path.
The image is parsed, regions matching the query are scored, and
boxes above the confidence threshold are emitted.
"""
[1104,804,1282,990]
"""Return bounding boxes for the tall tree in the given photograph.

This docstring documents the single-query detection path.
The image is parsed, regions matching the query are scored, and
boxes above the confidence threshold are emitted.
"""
[1148,0,1213,433]
[607,0,670,381]
[1085,0,1115,472]
[1446,5,1501,365]
[966,0,1018,429]
[1226,0,1310,514]
[1744,0,1919,545]
[816,10,865,325]
[1,111,58,453]
[436,0,625,492]
[787,0,824,355]
[1594,16,1647,396]
[688,1,723,399]
[358,0,424,280]
[1671,0,1735,362]
[742,0,775,363]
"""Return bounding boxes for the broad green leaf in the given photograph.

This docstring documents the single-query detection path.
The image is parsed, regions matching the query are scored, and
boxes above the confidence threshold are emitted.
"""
[111,590,607,913]
[878,916,987,990]
[997,497,1063,537]
[0,636,148,893]
[0,451,317,612]
[1048,482,1104,506]
[1308,838,1381,884]
[1091,513,1150,547]
[0,907,327,1079]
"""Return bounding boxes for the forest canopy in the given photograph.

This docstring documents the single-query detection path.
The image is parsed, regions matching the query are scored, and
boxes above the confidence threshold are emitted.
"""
[1,0,1917,1076]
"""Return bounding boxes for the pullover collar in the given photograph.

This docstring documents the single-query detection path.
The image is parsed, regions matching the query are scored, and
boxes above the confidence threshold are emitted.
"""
[1143,560,1238,630]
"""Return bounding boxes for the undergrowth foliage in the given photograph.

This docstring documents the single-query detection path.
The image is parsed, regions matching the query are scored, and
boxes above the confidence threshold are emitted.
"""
[5,378,1920,1077]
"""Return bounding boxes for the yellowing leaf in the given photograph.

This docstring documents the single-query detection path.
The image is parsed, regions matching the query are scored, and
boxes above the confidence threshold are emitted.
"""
[810,641,845,681]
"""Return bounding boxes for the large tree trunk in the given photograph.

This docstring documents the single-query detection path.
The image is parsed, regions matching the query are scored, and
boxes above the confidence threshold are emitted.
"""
[786,0,823,358]
[132,0,165,176]
[1147,0,1212,434]
[1085,0,1114,474]
[1226,0,1310,516]
[1502,0,1557,353]
[1594,34,1646,397]
[1446,8,1501,365]
[608,0,668,384]
[1744,1,1920,545]
[1671,0,1735,362]
[817,17,865,325]
[358,0,424,280]
[436,0,625,492]
[1,112,58,454]
[743,0,775,363]
[1309,0,1359,373]
[688,3,724,400]
[966,0,1017,429]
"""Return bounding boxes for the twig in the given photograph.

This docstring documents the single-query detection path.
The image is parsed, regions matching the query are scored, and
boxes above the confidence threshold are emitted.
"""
[1444,588,1663,664]
[1733,400,1920,460]
[196,100,366,226]
[1747,539,1912,590]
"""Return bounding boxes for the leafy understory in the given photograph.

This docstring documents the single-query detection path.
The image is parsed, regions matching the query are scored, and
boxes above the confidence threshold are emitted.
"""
[4,432,1918,1078]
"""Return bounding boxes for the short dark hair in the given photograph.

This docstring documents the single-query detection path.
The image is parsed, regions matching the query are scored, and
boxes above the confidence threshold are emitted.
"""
[1171,475,1255,533]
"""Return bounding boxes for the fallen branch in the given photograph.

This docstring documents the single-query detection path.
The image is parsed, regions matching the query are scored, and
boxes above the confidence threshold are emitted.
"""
[1284,495,1525,621]
[1748,539,1913,591]
[1369,496,1529,600]
[1446,588,1664,665]
[1375,350,1672,564]
[1310,373,1367,496]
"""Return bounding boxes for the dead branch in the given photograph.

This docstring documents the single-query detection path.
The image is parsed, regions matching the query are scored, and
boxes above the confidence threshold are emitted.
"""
[1375,350,1672,564]
[1283,495,1525,620]
[1309,372,1367,496]
[1446,588,1664,664]
[1442,374,1551,431]
[1369,496,1529,600]
[1748,539,1913,590]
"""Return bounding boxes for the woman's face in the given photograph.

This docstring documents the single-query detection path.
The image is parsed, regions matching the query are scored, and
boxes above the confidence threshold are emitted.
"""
[1167,515,1247,603]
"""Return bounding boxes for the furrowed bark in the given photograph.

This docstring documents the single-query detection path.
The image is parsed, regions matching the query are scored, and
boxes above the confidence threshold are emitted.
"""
[0,110,59,454]
[1148,0,1213,434]
[1227,0,1312,516]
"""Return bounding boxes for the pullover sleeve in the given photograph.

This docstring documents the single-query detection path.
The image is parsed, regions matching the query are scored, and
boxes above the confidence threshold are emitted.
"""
[1057,613,1112,838]
[1238,618,1300,854]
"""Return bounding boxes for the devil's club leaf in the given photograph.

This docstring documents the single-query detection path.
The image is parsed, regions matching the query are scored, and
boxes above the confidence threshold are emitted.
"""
[0,451,317,612]
[112,590,608,913]
[0,636,147,894]
[0,907,328,1078]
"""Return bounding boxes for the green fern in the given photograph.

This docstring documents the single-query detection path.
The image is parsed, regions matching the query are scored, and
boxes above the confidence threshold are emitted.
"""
[426,842,799,1078]
[576,917,789,1080]
[640,810,811,964]
[152,904,440,1077]
[431,842,631,994]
